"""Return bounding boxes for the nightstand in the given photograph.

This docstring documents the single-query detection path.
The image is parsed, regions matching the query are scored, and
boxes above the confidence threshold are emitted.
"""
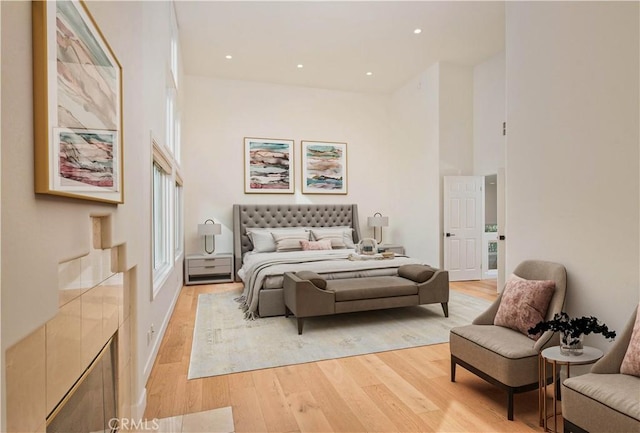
[379,244,405,255]
[185,253,234,285]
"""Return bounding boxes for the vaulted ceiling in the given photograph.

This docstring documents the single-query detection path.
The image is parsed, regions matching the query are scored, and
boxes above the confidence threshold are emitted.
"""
[175,1,505,94]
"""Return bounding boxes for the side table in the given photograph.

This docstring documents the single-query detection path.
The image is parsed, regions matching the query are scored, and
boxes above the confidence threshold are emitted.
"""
[185,253,234,285]
[538,346,603,433]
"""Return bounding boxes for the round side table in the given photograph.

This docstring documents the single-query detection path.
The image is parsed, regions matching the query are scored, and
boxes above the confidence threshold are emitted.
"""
[538,346,603,433]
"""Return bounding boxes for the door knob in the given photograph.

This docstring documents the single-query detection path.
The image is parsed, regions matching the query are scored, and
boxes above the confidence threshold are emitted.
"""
[446,233,455,237]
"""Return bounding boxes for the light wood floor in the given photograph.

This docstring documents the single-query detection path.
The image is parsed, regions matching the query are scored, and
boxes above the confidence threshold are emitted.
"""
[144,279,550,432]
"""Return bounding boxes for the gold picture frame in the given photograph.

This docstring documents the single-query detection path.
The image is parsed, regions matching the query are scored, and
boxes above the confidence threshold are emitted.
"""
[244,137,295,194]
[33,0,124,204]
[301,140,348,194]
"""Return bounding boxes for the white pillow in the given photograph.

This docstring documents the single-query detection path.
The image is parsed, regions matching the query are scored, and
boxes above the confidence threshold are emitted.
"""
[271,231,311,252]
[310,227,355,249]
[246,227,310,253]
[246,229,277,252]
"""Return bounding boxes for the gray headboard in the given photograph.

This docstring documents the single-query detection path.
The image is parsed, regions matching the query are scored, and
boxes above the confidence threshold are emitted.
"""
[232,204,361,278]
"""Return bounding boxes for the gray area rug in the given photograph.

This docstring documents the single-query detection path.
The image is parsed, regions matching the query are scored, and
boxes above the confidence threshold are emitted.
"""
[188,290,491,379]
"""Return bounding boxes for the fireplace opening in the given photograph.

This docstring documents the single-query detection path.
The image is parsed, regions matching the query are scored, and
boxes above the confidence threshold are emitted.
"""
[46,337,117,433]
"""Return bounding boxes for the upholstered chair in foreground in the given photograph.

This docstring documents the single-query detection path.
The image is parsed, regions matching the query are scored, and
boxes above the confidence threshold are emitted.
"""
[562,305,640,433]
[449,260,567,421]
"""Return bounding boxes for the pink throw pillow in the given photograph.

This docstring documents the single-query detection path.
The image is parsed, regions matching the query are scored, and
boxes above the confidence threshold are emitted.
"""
[300,239,332,251]
[494,274,556,340]
[620,306,640,377]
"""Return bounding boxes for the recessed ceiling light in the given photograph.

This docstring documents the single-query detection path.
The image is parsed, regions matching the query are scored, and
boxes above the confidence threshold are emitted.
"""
[366,72,373,76]
[225,55,232,59]
[414,28,422,34]
[297,64,304,68]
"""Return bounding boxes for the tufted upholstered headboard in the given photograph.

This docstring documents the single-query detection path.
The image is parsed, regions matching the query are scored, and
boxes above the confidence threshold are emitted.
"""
[232,204,361,279]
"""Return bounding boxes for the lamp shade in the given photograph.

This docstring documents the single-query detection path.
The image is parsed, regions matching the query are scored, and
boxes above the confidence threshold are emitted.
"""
[367,215,389,228]
[198,223,222,236]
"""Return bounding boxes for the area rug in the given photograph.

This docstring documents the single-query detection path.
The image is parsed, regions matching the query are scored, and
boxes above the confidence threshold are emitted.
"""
[188,290,490,379]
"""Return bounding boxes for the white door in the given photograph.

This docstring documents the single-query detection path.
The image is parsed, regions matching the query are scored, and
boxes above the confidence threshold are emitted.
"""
[497,168,506,290]
[444,176,483,281]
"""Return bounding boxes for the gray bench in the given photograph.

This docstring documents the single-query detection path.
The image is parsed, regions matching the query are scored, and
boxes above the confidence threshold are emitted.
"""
[283,264,449,334]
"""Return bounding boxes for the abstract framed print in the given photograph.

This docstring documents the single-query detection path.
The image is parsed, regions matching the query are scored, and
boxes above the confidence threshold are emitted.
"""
[244,137,294,193]
[33,0,124,203]
[301,141,347,194]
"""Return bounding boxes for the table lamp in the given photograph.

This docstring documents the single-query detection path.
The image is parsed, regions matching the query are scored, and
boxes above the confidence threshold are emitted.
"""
[367,212,389,244]
[198,219,222,254]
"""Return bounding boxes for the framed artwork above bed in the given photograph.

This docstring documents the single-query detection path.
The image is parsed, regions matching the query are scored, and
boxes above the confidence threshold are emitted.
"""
[301,141,347,194]
[244,137,294,194]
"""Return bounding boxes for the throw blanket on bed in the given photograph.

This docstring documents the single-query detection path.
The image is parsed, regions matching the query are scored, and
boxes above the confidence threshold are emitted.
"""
[236,250,423,318]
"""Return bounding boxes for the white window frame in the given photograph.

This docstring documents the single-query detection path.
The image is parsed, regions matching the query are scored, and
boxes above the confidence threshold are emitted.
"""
[152,139,173,297]
[174,172,184,260]
[169,3,179,89]
[166,88,176,154]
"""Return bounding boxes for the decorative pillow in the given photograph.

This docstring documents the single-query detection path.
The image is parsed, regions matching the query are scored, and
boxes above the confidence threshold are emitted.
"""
[246,228,309,253]
[310,227,354,249]
[296,270,327,290]
[620,305,640,377]
[300,239,332,251]
[398,264,435,283]
[271,231,310,252]
[494,274,556,340]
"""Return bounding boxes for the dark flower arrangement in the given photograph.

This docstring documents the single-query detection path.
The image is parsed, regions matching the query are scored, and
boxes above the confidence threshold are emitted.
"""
[528,312,616,340]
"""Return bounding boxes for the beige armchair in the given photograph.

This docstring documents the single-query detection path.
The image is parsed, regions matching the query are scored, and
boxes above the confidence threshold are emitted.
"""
[449,260,567,421]
[562,306,640,433]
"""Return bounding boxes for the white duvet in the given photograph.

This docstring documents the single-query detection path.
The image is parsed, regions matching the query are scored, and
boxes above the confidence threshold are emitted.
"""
[237,249,423,317]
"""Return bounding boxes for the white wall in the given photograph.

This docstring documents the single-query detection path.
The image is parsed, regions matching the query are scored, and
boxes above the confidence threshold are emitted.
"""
[1,1,183,422]
[439,63,474,177]
[505,1,639,349]
[183,76,394,255]
[438,63,475,267]
[474,51,505,176]
[389,65,441,265]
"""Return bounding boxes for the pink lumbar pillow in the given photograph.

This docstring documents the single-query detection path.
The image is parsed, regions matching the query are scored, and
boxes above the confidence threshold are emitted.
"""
[300,239,332,251]
[620,305,640,377]
[494,274,556,340]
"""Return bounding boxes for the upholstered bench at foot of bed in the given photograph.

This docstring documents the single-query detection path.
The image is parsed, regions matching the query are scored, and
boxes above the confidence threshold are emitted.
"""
[283,265,449,334]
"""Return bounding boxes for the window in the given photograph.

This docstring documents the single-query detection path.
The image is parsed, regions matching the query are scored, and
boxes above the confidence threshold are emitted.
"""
[169,4,179,88]
[174,174,184,259]
[152,140,173,293]
[174,115,181,164]
[166,89,176,153]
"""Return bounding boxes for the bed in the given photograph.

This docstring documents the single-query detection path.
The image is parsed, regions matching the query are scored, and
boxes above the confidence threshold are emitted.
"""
[233,204,424,318]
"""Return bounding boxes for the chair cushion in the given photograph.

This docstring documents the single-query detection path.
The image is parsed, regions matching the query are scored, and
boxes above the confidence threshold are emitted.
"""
[327,276,417,302]
[451,324,538,359]
[398,264,435,283]
[563,373,640,429]
[494,274,555,340]
[450,324,540,387]
[296,271,327,290]
[620,305,640,376]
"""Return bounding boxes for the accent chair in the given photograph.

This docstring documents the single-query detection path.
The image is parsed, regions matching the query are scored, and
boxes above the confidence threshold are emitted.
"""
[562,305,640,433]
[449,260,567,421]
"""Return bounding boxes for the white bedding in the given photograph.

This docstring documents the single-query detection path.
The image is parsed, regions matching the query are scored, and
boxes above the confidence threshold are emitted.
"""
[237,249,423,317]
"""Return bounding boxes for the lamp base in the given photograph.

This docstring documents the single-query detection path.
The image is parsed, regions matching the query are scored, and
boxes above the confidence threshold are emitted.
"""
[204,237,216,254]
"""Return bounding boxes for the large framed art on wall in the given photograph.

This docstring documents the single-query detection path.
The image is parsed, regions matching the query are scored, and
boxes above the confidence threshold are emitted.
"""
[244,137,294,194]
[33,0,124,204]
[301,141,347,194]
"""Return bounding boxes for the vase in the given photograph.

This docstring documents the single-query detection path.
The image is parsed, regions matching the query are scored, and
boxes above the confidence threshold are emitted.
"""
[560,331,584,356]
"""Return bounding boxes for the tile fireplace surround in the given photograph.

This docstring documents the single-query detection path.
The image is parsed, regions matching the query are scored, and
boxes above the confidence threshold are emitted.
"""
[5,217,133,433]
